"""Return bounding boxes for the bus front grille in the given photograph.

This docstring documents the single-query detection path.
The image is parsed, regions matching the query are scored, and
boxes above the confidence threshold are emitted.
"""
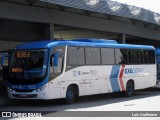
[14,89,34,92]
[12,94,37,98]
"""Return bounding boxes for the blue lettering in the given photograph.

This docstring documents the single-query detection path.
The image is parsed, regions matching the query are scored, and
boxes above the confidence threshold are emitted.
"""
[125,68,142,74]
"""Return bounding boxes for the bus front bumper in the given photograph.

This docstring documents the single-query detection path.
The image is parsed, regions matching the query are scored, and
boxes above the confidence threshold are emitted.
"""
[8,87,49,100]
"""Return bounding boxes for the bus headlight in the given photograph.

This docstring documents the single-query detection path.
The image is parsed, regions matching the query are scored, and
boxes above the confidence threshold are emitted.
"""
[36,85,46,92]
[8,87,13,91]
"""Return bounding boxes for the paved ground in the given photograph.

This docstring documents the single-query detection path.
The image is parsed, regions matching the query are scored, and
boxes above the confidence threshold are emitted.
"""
[0,88,160,119]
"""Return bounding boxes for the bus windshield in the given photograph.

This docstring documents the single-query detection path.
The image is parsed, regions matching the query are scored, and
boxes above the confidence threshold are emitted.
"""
[9,49,48,84]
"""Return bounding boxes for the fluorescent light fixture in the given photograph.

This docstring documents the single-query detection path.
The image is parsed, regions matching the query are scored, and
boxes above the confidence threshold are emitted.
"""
[154,13,160,23]
[84,0,99,5]
[107,1,122,12]
[128,6,142,16]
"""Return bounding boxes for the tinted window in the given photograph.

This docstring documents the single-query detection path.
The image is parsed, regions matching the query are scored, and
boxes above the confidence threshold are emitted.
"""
[101,48,115,64]
[121,49,129,64]
[128,49,134,64]
[115,49,130,64]
[12,50,45,69]
[143,50,149,64]
[68,47,85,65]
[115,49,123,64]
[148,50,155,64]
[135,50,141,64]
[85,47,100,65]
[128,49,140,64]
[127,49,155,64]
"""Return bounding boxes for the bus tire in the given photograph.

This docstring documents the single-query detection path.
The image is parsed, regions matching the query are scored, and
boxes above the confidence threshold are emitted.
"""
[125,80,134,97]
[65,85,76,104]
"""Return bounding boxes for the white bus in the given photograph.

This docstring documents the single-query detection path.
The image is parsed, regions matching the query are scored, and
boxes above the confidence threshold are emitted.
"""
[6,39,156,103]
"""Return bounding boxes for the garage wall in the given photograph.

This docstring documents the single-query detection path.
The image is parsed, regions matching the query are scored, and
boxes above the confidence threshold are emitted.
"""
[0,19,50,42]
[0,40,23,50]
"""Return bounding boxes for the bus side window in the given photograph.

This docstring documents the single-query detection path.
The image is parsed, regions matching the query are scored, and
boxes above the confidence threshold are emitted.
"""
[68,47,85,66]
[56,57,63,73]
[148,50,155,64]
[50,54,63,74]
[101,48,115,65]
[128,50,132,64]
[115,49,123,64]
[121,49,128,64]
[143,50,148,64]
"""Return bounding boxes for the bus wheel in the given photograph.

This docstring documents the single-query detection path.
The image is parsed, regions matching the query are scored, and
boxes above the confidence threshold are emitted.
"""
[125,81,134,97]
[65,86,76,104]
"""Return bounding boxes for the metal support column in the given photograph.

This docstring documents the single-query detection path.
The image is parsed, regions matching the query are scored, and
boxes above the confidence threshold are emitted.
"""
[45,23,54,40]
[122,33,126,44]
[118,33,126,43]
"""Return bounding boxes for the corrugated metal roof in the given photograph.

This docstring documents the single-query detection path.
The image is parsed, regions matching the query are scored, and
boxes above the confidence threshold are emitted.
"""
[39,0,160,25]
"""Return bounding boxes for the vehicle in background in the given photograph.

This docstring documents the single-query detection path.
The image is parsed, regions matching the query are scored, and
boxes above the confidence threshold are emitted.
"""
[0,51,3,81]
[6,39,156,103]
[0,50,11,83]
[0,50,11,96]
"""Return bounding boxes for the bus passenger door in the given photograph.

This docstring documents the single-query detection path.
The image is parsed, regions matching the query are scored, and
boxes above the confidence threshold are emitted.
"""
[49,51,64,99]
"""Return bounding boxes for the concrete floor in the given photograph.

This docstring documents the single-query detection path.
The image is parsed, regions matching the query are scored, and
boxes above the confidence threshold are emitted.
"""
[0,88,160,119]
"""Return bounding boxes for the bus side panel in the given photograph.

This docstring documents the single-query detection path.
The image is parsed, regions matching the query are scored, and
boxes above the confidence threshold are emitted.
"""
[61,66,114,97]
[123,64,156,90]
[56,64,156,99]
[48,77,62,99]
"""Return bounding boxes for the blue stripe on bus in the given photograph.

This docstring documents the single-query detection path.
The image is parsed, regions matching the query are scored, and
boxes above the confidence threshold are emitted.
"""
[110,65,121,92]
[16,40,155,50]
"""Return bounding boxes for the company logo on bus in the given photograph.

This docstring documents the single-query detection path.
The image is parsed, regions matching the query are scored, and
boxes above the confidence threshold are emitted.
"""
[125,68,143,74]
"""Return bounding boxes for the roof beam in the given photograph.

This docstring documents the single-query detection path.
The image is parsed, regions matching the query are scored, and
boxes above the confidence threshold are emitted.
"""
[0,1,160,40]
